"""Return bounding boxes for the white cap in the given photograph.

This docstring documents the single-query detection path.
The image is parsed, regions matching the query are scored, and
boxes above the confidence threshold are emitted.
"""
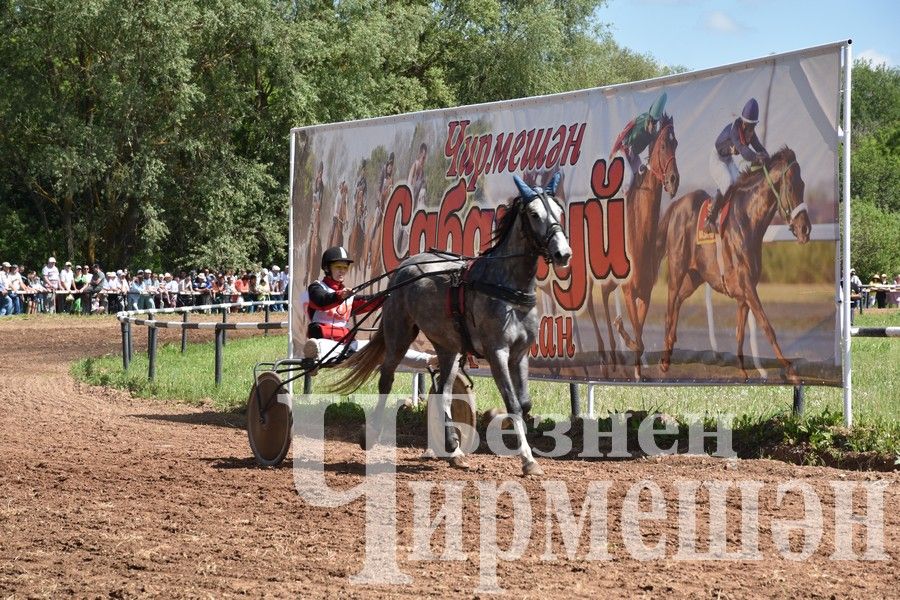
[1,261,9,267]
[48,257,56,263]
[164,272,172,278]
[65,261,72,266]
[116,269,123,276]
[105,271,115,277]
[272,265,280,271]
[261,268,268,275]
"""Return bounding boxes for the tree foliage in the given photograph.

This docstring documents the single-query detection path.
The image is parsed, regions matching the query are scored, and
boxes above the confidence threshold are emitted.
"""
[0,0,675,270]
[849,59,900,279]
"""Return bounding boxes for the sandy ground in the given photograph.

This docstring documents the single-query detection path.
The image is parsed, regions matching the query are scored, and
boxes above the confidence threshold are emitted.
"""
[0,315,897,598]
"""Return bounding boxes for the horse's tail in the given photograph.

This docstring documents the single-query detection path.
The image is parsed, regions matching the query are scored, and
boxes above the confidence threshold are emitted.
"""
[328,326,386,394]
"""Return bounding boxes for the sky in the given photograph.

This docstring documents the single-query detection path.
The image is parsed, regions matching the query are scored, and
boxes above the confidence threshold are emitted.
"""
[600,0,898,71]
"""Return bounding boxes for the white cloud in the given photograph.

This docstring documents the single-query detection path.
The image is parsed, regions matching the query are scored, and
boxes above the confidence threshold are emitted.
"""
[857,48,893,67]
[703,10,745,34]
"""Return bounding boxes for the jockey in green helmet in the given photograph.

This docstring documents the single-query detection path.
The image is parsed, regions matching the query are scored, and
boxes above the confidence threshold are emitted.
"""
[610,92,668,179]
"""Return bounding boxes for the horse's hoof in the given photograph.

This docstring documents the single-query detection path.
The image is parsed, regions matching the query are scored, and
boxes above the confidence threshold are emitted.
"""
[449,455,470,470]
[358,425,377,450]
[660,359,670,373]
[522,461,544,477]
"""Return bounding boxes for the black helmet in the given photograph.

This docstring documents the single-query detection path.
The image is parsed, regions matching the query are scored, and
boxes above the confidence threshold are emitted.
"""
[321,246,353,273]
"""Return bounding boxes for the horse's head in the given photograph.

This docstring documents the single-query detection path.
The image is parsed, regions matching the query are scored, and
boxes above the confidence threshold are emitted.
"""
[649,113,680,198]
[768,148,810,244]
[513,173,572,267]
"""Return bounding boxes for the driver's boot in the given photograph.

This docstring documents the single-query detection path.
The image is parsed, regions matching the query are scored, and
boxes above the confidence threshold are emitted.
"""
[704,192,725,234]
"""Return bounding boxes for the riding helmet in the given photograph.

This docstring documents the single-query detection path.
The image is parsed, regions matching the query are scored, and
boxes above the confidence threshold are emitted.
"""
[321,246,353,273]
[741,98,760,124]
[649,92,667,121]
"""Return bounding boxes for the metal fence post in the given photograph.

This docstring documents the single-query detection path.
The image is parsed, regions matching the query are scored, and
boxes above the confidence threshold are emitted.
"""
[303,372,312,394]
[126,321,133,363]
[148,325,158,381]
[569,383,580,418]
[181,311,188,354]
[222,310,227,346]
[792,385,805,415]
[215,326,224,386]
[121,320,130,371]
[264,303,270,337]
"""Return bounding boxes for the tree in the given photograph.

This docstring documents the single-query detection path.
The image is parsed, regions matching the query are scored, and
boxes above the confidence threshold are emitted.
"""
[0,0,666,271]
[850,196,900,280]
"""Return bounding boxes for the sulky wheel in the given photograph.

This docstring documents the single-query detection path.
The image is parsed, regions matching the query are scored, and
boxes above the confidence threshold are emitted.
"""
[427,373,477,453]
[247,371,292,467]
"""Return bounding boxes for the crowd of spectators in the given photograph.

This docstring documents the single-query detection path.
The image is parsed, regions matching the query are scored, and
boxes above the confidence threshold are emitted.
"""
[0,256,289,316]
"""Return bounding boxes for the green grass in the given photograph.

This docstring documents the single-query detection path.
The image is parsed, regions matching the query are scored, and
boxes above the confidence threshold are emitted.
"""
[73,310,900,459]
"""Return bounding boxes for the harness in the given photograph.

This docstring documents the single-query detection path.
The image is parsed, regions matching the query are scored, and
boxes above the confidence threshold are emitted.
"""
[446,192,561,358]
[645,122,675,183]
[761,160,806,222]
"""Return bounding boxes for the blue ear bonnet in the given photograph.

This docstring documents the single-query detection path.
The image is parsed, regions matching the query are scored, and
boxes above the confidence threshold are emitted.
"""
[513,172,561,199]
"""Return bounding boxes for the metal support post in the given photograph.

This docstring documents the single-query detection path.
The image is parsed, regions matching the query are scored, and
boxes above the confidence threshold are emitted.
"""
[792,385,805,416]
[569,383,580,418]
[214,326,224,386]
[121,321,130,370]
[181,311,188,354]
[264,303,270,337]
[222,310,227,346]
[148,326,158,381]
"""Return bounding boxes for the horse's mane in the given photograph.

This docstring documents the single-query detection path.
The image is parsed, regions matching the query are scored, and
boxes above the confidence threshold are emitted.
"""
[728,145,795,197]
[482,197,521,256]
[648,113,673,156]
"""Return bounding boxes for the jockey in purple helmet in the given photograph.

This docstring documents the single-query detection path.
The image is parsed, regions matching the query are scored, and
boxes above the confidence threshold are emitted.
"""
[705,98,770,233]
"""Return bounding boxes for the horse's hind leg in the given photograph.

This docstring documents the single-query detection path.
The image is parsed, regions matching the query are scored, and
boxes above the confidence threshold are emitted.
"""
[600,280,618,376]
[433,346,468,468]
[586,280,609,377]
[362,324,418,450]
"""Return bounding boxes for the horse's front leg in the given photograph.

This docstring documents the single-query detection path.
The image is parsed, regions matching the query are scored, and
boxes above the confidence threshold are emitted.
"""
[743,285,799,383]
[485,348,542,477]
[735,302,750,380]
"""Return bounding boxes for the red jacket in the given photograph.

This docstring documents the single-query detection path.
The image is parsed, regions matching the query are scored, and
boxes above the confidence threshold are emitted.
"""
[306,276,383,341]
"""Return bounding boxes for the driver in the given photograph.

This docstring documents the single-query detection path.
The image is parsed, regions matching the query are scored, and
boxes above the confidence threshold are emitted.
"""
[306,246,382,342]
[304,246,437,368]
[705,97,770,233]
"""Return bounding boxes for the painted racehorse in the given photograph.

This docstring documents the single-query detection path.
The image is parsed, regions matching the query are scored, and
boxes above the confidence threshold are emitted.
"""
[657,146,810,381]
[592,113,679,380]
[335,174,572,476]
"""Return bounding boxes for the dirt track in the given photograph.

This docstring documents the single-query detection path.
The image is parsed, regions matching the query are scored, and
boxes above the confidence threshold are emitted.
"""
[0,316,897,598]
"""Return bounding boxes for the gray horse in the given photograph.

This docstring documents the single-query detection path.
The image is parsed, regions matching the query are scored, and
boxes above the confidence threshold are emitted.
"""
[334,174,572,476]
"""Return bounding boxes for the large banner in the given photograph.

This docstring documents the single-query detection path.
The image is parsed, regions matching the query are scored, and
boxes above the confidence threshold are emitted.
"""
[290,43,843,386]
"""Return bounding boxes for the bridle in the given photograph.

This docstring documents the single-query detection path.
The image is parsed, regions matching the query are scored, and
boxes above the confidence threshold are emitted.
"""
[519,189,566,263]
[646,122,676,183]
[762,160,806,223]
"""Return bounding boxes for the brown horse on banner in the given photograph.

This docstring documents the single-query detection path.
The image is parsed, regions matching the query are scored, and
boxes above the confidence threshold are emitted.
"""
[592,114,679,380]
[657,146,811,381]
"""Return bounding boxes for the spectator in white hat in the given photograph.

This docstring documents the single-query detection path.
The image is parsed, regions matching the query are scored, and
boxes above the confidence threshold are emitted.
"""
[42,257,60,313]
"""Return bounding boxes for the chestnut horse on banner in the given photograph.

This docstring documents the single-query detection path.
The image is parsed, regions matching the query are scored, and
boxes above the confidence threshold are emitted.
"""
[592,114,680,380]
[656,146,810,381]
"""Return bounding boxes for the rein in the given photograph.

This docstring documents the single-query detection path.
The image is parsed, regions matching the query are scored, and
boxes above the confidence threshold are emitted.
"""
[760,160,806,222]
[646,122,675,183]
[518,192,565,263]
